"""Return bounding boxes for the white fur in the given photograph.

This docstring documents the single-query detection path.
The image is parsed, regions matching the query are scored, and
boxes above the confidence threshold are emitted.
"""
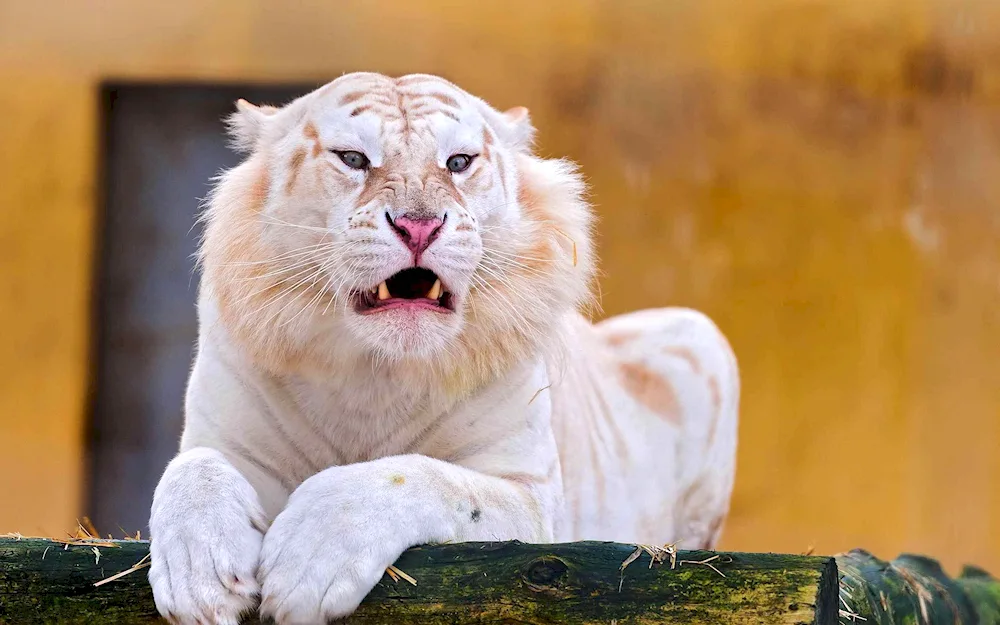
[148,73,739,624]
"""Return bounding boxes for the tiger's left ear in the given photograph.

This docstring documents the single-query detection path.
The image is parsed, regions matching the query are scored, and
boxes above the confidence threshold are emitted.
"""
[501,106,536,152]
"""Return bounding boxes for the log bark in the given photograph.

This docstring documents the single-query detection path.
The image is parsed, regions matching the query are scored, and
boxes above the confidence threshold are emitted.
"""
[0,537,837,624]
[835,549,1000,624]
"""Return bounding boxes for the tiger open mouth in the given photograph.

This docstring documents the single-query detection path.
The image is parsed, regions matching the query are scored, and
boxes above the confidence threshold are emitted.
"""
[354,267,455,314]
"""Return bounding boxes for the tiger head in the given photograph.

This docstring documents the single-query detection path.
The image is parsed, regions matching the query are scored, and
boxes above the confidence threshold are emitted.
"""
[202,72,594,391]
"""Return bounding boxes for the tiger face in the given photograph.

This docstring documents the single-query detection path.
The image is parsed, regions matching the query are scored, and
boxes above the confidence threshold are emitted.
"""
[203,72,593,381]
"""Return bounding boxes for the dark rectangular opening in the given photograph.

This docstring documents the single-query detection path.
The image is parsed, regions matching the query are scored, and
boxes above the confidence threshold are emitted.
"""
[87,82,314,533]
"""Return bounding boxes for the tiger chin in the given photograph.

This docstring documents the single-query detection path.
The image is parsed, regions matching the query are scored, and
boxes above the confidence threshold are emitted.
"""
[148,72,740,624]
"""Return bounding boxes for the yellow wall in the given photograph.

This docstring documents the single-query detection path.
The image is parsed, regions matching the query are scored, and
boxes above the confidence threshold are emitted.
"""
[2,0,999,571]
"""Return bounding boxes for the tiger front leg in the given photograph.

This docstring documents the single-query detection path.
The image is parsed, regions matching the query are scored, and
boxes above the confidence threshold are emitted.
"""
[148,448,270,625]
[257,454,554,623]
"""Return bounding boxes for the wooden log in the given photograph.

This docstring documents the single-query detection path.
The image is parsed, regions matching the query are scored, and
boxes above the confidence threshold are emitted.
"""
[836,549,1000,624]
[0,537,837,624]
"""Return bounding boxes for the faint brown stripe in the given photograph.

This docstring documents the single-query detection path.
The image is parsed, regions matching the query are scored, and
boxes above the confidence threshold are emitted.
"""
[225,437,296,493]
[249,168,270,211]
[496,471,551,486]
[618,361,681,424]
[705,375,722,446]
[408,103,459,121]
[434,109,461,122]
[325,161,350,179]
[664,346,702,375]
[304,122,323,157]
[285,148,307,194]
[426,92,460,108]
[338,91,368,106]
[463,164,491,190]
[604,330,640,347]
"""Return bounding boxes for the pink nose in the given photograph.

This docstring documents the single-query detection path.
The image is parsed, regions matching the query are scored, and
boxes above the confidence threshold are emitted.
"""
[390,214,444,255]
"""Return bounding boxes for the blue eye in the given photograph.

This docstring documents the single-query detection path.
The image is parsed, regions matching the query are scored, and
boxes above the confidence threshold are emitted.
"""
[446,154,474,173]
[333,150,370,170]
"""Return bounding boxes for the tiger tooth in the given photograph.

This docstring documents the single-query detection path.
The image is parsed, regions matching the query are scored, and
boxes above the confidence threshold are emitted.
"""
[428,279,442,301]
[378,281,390,300]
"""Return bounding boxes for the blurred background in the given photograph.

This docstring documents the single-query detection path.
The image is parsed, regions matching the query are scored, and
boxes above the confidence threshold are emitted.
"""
[1,0,999,573]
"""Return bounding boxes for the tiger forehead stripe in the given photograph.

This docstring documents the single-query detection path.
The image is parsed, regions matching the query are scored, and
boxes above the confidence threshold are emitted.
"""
[338,91,368,107]
[408,102,461,122]
[425,92,460,108]
[335,88,463,123]
[397,89,461,110]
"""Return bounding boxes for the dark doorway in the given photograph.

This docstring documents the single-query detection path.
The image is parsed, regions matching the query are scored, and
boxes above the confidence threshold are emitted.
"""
[88,82,314,534]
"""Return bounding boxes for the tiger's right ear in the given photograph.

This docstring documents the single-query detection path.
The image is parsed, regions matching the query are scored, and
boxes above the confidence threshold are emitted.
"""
[226,99,280,153]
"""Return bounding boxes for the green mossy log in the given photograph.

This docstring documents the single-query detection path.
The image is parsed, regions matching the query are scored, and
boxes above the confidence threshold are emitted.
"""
[0,538,836,624]
[836,549,1000,624]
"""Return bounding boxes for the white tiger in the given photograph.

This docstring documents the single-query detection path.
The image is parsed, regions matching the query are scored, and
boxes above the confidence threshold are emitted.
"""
[148,72,739,624]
